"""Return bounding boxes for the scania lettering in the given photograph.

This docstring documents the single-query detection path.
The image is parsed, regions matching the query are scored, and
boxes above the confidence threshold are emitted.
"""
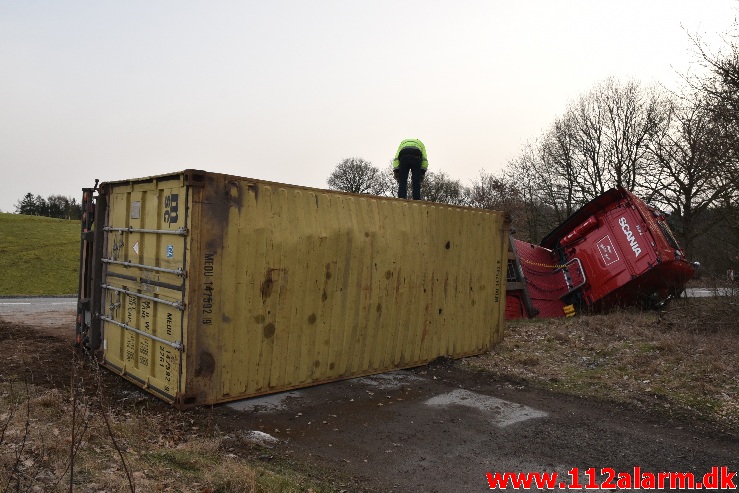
[619,216,642,257]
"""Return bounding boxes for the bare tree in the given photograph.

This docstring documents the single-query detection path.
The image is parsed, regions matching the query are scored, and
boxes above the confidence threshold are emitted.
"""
[420,171,467,205]
[572,88,609,198]
[504,78,670,241]
[506,147,565,242]
[326,157,389,195]
[602,79,666,196]
[647,95,730,258]
[692,25,739,166]
[380,164,399,198]
[567,78,667,200]
[47,195,70,219]
[691,21,739,267]
[467,170,524,222]
[541,115,580,218]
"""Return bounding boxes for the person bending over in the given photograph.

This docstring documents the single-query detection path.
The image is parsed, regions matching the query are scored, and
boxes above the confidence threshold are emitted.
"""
[392,138,428,200]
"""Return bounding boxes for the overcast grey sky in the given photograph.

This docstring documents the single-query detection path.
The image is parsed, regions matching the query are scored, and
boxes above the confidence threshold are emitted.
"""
[0,1,736,213]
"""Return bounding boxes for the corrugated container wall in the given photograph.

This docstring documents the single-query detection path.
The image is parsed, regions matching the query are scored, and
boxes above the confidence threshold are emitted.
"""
[95,170,509,408]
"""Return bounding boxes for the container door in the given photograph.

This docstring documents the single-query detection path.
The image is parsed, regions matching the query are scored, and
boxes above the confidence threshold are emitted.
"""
[99,178,188,402]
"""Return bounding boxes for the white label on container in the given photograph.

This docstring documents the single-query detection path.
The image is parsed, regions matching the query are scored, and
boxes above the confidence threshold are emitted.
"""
[130,201,141,219]
[166,245,174,258]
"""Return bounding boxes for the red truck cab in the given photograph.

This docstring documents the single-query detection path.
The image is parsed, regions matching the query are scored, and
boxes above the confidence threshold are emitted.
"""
[507,188,694,319]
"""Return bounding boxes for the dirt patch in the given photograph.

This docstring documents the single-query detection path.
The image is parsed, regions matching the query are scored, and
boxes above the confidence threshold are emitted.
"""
[0,309,358,492]
[1,301,738,492]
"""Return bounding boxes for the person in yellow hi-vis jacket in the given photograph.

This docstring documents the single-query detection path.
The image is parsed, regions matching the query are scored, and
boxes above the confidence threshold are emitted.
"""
[392,138,428,200]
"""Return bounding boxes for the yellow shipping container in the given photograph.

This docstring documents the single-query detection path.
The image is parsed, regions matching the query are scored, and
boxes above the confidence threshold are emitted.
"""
[79,170,510,408]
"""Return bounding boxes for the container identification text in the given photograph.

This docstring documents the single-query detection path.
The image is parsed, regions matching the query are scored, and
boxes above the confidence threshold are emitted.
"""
[202,252,215,326]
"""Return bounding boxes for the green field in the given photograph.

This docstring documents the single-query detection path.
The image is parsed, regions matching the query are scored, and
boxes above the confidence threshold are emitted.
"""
[0,212,79,296]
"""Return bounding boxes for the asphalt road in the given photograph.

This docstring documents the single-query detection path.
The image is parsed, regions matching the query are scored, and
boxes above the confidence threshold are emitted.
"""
[684,287,736,298]
[0,297,76,314]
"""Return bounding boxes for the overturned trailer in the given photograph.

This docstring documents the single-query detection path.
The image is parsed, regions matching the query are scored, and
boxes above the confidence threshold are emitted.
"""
[76,170,510,408]
[506,187,695,319]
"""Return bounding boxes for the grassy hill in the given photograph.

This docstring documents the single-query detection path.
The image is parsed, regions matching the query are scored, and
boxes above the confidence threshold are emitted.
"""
[0,213,79,296]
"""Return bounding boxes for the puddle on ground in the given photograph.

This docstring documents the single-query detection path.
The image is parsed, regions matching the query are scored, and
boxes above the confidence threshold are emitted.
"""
[240,430,280,444]
[354,371,425,390]
[226,390,303,412]
[424,389,548,427]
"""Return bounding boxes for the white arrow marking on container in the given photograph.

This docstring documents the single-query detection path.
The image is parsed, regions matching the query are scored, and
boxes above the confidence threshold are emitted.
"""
[133,241,139,254]
[425,389,548,427]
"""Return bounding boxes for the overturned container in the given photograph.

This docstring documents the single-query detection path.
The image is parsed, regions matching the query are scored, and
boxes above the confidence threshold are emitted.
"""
[76,170,510,408]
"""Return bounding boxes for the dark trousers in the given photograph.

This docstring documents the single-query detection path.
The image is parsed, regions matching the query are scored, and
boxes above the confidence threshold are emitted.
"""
[397,161,425,200]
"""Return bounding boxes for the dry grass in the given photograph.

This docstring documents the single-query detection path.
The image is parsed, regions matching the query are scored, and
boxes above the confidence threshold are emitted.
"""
[466,296,739,435]
[0,358,337,493]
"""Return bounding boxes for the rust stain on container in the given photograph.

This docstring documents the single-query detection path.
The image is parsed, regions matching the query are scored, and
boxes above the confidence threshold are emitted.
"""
[92,170,510,408]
